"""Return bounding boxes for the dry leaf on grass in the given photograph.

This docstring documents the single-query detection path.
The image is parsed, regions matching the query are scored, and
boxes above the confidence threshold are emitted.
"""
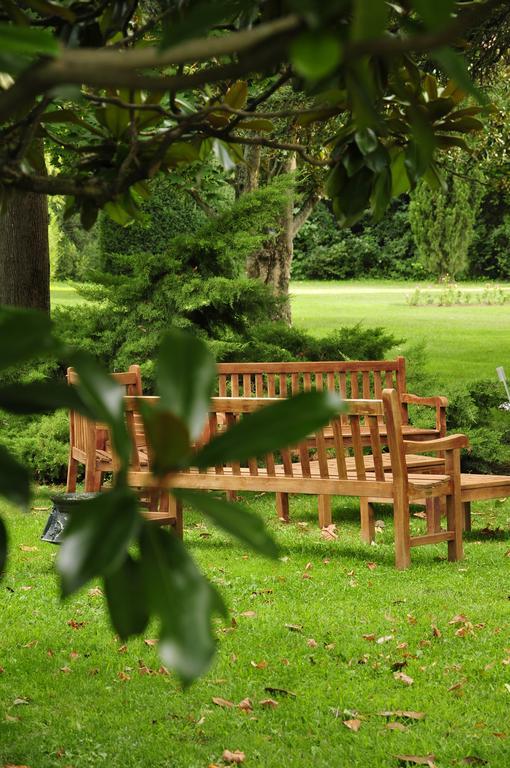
[376,635,394,644]
[264,686,296,698]
[20,586,32,592]
[395,755,437,767]
[117,671,130,681]
[431,625,442,638]
[239,611,256,618]
[366,561,377,570]
[259,699,278,708]
[67,619,85,630]
[222,749,245,764]
[22,640,38,649]
[69,651,79,660]
[59,666,71,673]
[394,671,414,685]
[307,638,318,648]
[386,722,408,732]
[379,710,425,721]
[321,524,338,540]
[212,697,234,709]
[144,638,157,647]
[449,614,469,625]
[250,660,267,669]
[5,714,21,722]
[3,764,31,767]
[343,718,362,732]
[19,545,38,552]
[448,677,467,692]
[363,633,376,641]
[285,623,303,632]
[238,698,253,712]
[118,644,128,654]
[88,587,103,597]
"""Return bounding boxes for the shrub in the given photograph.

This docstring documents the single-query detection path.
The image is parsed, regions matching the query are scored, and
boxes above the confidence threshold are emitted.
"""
[0,410,70,485]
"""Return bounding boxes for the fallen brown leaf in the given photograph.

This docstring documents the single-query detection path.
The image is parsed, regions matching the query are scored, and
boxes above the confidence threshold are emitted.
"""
[386,722,407,732]
[67,619,85,630]
[222,749,245,764]
[259,698,278,708]
[69,651,79,660]
[20,586,32,592]
[240,611,256,618]
[143,638,157,647]
[59,666,71,673]
[343,718,362,732]
[376,635,394,644]
[237,698,253,712]
[394,672,414,685]
[431,625,442,638]
[117,671,130,681]
[22,640,38,649]
[19,545,38,552]
[88,587,103,597]
[321,524,338,540]
[307,638,318,648]
[118,644,128,654]
[448,677,468,692]
[285,623,303,632]
[449,614,469,625]
[379,710,425,721]
[212,697,234,709]
[395,755,436,767]
[157,666,170,676]
[5,714,21,722]
[366,562,377,570]
[363,633,376,641]
[13,698,29,706]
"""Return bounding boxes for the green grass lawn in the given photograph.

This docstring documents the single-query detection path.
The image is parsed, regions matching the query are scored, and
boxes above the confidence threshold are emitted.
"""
[290,281,510,386]
[1,491,509,768]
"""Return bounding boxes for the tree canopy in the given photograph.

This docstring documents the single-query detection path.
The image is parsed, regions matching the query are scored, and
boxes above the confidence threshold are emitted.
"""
[0,0,501,228]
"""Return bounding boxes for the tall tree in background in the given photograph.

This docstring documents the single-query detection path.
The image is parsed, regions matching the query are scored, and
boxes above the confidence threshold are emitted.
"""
[409,174,481,279]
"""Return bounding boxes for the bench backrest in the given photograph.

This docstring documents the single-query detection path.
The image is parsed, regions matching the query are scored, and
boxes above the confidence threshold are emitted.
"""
[67,364,143,455]
[216,357,408,424]
[123,389,407,498]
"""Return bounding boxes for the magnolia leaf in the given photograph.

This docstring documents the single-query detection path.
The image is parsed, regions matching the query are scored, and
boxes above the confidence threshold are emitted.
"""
[58,488,141,597]
[0,22,59,56]
[173,489,279,558]
[104,554,150,639]
[291,31,342,80]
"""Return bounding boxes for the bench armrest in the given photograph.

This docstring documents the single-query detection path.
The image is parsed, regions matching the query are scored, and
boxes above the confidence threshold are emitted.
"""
[404,434,469,454]
[401,392,448,435]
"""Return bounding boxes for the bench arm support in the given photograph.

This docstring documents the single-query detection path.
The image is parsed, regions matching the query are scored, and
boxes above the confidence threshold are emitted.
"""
[403,434,469,454]
[401,392,448,435]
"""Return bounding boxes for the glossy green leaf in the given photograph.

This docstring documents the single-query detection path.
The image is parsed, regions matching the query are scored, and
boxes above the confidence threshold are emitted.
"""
[355,128,379,155]
[336,166,373,217]
[174,489,279,558]
[438,116,484,133]
[326,162,348,198]
[351,0,388,41]
[224,81,248,110]
[140,524,226,684]
[342,145,365,178]
[156,329,216,442]
[0,381,93,416]
[0,516,6,579]
[434,48,487,104]
[370,166,392,221]
[104,554,150,639]
[195,390,342,469]
[411,0,454,31]
[291,31,342,80]
[0,444,31,507]
[390,150,411,197]
[0,307,58,371]
[435,135,470,151]
[238,119,274,132]
[58,488,141,597]
[0,22,58,56]
[139,403,191,475]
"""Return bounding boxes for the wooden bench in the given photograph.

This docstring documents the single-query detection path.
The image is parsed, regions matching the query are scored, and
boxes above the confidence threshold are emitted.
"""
[66,364,144,493]
[217,357,448,522]
[124,389,466,570]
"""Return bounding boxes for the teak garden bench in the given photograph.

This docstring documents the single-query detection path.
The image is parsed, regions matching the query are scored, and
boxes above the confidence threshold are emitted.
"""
[66,365,144,493]
[216,357,448,521]
[124,389,466,570]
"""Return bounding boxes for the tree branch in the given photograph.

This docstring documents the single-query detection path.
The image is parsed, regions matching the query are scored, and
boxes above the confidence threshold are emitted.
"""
[292,188,323,236]
[187,188,217,217]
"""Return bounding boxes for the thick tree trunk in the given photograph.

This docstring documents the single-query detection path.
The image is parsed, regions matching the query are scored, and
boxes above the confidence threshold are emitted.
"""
[0,145,50,313]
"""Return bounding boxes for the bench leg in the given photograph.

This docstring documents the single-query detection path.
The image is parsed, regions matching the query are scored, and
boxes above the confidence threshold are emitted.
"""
[463,501,471,532]
[226,491,238,503]
[318,495,332,528]
[445,450,464,562]
[360,499,375,543]
[168,494,183,539]
[66,454,78,493]
[426,498,442,533]
[394,494,411,570]
[276,492,289,523]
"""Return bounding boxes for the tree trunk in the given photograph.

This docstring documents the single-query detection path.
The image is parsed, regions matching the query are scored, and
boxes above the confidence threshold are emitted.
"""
[0,144,50,313]
[247,189,294,324]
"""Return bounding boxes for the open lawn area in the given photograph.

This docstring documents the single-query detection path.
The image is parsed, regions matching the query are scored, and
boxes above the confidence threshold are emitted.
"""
[1,492,509,768]
[290,281,510,387]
